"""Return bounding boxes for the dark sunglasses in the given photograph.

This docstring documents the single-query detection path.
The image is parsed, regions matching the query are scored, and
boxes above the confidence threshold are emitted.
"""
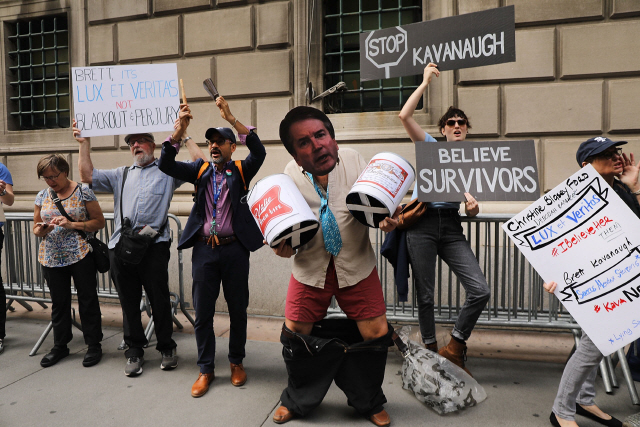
[207,139,230,146]
[445,119,467,127]
[126,138,153,147]
[597,147,623,160]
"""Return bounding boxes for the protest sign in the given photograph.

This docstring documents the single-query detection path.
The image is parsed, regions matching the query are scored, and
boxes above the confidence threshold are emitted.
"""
[502,164,640,356]
[360,6,515,81]
[415,140,539,202]
[72,64,180,137]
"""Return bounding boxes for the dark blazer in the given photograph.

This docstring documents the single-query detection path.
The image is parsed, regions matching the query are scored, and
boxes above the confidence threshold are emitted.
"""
[158,131,266,251]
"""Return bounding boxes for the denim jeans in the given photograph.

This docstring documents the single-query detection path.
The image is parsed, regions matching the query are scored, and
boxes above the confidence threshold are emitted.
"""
[552,331,601,421]
[406,209,490,344]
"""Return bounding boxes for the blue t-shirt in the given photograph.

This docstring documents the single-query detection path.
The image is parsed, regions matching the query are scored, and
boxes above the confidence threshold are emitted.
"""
[0,163,13,228]
[411,132,460,210]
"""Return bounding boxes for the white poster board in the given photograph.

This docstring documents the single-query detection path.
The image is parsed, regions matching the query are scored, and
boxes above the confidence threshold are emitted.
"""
[502,164,640,356]
[72,64,180,137]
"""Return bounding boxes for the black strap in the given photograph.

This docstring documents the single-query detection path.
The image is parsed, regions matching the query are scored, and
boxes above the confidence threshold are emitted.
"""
[48,187,89,241]
[118,166,168,236]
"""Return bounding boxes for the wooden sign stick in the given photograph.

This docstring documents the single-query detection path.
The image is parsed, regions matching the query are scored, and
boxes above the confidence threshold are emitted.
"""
[179,79,187,104]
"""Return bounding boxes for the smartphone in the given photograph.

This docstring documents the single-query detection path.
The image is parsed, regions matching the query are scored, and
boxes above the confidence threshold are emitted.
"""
[36,222,49,226]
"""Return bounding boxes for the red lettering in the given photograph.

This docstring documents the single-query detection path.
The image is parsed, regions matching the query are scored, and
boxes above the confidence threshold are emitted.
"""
[594,305,601,313]
[580,232,587,239]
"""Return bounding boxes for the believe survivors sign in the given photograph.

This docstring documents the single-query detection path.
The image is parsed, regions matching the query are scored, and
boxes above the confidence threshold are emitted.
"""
[503,165,640,355]
[360,6,515,81]
[72,64,180,137]
[415,140,539,202]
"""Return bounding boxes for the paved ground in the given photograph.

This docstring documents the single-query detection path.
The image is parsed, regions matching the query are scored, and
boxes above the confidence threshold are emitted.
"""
[1,304,639,427]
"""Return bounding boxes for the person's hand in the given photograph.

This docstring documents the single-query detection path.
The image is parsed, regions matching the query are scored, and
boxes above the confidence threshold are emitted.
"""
[0,180,6,195]
[72,119,88,144]
[543,281,557,294]
[172,104,193,141]
[216,96,234,124]
[464,193,479,217]
[379,206,402,232]
[269,239,296,258]
[49,216,73,229]
[423,63,440,85]
[34,222,54,237]
[620,152,640,192]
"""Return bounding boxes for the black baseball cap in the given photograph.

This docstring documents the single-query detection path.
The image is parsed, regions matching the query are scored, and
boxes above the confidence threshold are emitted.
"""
[205,127,236,144]
[576,136,627,166]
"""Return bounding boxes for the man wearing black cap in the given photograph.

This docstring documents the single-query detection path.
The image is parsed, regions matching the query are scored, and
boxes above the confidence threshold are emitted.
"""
[75,106,193,377]
[158,96,266,397]
[544,136,639,427]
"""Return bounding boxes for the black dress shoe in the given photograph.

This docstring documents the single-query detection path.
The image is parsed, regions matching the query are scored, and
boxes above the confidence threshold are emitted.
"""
[549,412,561,427]
[575,404,623,427]
[83,346,103,367]
[40,347,70,368]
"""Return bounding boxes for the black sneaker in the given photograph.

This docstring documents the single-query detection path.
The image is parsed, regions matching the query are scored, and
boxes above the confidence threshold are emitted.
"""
[160,348,178,370]
[125,356,144,377]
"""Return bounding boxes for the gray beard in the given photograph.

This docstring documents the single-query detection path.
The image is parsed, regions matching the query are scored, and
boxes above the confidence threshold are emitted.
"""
[134,152,155,166]
[212,157,225,165]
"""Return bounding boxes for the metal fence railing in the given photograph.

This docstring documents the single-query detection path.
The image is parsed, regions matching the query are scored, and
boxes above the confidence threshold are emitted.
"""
[327,214,579,331]
[2,212,194,354]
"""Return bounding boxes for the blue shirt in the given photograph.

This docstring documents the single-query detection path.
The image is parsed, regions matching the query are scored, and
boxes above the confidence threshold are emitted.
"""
[412,132,460,210]
[0,163,13,228]
[92,159,184,248]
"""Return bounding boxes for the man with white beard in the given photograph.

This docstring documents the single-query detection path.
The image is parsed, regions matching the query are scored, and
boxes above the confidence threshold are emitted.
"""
[75,107,191,377]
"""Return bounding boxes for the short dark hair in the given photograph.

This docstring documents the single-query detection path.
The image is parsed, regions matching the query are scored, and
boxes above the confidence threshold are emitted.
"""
[36,154,69,178]
[438,106,472,131]
[279,106,335,156]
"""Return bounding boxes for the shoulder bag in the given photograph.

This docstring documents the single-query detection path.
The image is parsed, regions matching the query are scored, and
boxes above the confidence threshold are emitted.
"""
[49,187,110,273]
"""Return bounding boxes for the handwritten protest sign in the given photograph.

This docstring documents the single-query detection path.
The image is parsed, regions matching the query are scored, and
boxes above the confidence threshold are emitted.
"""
[503,165,640,356]
[360,6,515,81]
[415,140,539,202]
[72,64,180,137]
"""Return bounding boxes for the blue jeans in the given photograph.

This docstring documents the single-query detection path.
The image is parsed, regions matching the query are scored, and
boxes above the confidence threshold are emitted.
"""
[406,209,490,344]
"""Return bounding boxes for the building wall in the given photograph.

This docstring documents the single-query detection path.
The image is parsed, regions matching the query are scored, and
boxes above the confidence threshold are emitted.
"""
[0,0,639,316]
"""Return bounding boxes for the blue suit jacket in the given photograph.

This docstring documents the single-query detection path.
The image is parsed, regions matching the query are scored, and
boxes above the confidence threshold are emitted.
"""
[158,131,266,251]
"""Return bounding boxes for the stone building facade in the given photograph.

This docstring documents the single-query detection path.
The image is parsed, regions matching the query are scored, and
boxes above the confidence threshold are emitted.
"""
[0,0,639,315]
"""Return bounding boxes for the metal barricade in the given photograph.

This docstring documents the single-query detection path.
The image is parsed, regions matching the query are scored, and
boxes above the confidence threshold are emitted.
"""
[328,213,578,331]
[2,212,194,353]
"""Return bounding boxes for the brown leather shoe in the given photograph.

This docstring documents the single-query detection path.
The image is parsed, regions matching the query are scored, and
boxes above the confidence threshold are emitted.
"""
[273,406,294,424]
[426,342,438,352]
[230,363,247,386]
[191,372,215,397]
[438,336,472,376]
[369,409,391,426]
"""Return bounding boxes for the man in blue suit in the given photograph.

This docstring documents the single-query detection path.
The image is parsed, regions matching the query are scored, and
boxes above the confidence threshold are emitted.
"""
[159,97,266,397]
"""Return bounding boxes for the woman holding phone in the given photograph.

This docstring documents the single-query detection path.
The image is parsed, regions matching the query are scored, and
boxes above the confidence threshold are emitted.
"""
[33,154,105,368]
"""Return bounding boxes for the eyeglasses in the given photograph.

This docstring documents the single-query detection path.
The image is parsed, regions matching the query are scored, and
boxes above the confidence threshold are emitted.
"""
[126,138,153,147]
[597,148,623,160]
[445,119,467,127]
[207,139,230,146]
[40,172,62,181]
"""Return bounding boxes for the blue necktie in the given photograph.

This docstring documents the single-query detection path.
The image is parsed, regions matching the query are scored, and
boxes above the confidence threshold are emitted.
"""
[307,173,342,257]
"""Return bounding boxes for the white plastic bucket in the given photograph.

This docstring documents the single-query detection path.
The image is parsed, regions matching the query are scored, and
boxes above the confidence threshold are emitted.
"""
[247,174,319,249]
[346,152,415,228]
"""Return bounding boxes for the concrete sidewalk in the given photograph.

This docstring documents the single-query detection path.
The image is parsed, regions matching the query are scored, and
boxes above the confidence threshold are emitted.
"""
[1,304,638,427]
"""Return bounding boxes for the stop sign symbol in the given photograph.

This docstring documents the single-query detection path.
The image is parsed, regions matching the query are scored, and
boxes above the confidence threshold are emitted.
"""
[365,26,408,79]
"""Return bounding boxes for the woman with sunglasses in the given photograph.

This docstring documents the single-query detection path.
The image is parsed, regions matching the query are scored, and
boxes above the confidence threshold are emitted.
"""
[395,63,491,375]
[33,154,105,368]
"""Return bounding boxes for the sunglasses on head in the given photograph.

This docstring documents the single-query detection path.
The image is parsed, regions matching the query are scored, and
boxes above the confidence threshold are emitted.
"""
[445,119,467,127]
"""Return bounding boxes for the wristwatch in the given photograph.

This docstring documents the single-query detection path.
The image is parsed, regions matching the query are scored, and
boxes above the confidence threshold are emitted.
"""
[182,136,192,146]
[0,189,6,197]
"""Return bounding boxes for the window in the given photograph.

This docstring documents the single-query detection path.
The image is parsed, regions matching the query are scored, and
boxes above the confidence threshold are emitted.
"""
[6,15,70,130]
[323,0,422,114]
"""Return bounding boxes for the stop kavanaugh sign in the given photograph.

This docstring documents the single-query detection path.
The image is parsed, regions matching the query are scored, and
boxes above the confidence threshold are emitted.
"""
[359,6,516,81]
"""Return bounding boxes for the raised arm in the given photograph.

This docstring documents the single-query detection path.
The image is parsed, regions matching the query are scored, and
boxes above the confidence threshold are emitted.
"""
[398,63,440,142]
[74,120,94,184]
[216,96,251,136]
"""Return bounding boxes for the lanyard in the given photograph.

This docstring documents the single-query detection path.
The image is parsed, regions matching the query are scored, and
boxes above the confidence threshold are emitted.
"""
[210,168,223,235]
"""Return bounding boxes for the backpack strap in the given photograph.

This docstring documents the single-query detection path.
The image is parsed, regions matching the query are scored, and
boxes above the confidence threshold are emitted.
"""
[235,160,246,192]
[193,161,211,202]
